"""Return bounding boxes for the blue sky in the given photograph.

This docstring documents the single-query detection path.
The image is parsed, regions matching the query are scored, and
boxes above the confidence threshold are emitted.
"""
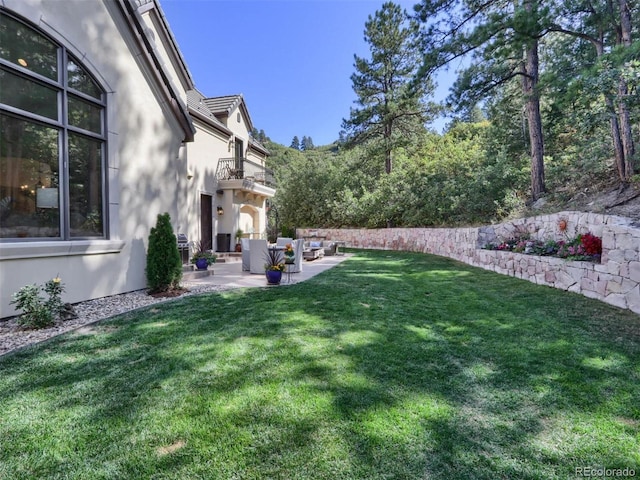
[160,0,452,146]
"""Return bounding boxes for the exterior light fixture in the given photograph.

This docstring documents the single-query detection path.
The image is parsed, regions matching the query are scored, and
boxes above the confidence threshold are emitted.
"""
[217,206,224,215]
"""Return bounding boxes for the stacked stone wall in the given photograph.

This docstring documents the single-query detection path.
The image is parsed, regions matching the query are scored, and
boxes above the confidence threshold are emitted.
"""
[298,211,640,314]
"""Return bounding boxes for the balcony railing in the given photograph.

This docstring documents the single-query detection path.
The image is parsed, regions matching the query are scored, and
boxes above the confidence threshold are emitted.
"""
[215,158,275,188]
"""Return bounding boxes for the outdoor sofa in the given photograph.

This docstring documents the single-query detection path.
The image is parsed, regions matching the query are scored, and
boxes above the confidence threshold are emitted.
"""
[304,240,336,257]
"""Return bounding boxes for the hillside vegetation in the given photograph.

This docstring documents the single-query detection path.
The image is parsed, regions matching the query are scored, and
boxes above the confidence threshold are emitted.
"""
[265,121,640,232]
[263,0,639,232]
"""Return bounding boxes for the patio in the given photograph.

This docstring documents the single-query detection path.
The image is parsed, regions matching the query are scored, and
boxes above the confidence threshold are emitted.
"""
[184,253,351,289]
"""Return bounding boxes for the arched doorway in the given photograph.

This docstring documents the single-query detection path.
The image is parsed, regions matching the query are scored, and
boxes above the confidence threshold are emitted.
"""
[239,205,260,238]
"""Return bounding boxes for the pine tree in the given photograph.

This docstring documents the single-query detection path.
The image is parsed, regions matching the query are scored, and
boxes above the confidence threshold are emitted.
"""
[290,136,300,150]
[415,0,549,200]
[301,136,314,150]
[146,212,182,293]
[342,2,433,174]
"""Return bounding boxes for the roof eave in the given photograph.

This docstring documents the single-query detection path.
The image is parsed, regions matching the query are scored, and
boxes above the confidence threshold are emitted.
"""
[119,0,195,142]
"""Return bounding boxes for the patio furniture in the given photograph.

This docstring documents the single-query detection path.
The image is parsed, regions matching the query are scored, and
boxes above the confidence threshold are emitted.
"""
[241,238,251,271]
[249,239,268,274]
[303,244,324,261]
[283,263,294,284]
[276,237,293,247]
[292,239,304,273]
[322,241,337,256]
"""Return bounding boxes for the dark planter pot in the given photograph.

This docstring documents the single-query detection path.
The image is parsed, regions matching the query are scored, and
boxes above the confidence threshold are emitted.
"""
[195,258,209,270]
[235,243,242,252]
[265,269,282,285]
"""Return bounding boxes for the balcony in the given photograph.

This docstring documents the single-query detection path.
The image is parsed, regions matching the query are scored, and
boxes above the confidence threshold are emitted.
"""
[215,158,276,200]
[215,158,275,188]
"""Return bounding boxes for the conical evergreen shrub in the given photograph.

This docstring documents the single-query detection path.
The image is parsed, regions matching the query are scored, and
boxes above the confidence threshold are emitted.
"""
[146,212,182,293]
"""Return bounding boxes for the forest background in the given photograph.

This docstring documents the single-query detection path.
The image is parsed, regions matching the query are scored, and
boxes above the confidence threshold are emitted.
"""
[253,0,639,235]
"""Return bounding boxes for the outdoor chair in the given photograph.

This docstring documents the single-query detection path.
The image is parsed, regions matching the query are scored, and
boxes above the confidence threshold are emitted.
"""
[292,238,304,273]
[276,237,293,247]
[249,239,268,274]
[241,238,251,271]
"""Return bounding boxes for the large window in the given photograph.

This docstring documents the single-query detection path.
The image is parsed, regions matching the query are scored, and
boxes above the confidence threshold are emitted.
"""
[0,11,106,239]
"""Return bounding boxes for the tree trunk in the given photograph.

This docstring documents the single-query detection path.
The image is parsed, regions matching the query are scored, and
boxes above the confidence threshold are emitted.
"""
[384,123,392,174]
[589,37,628,182]
[607,97,627,182]
[617,0,635,181]
[522,36,545,201]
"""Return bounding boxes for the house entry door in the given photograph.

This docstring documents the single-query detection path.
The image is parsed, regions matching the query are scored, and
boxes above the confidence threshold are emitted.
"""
[200,194,213,251]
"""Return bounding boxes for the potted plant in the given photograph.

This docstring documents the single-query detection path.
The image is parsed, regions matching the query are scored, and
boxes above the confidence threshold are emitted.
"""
[234,228,244,252]
[190,241,217,270]
[283,243,295,264]
[264,248,285,285]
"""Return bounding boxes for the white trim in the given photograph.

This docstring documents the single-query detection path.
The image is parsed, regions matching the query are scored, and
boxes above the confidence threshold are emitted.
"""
[0,240,126,260]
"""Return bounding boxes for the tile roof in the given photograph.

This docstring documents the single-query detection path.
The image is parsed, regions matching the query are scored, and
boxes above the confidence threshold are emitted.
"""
[187,89,231,134]
[203,94,255,133]
[189,92,267,155]
[203,95,244,116]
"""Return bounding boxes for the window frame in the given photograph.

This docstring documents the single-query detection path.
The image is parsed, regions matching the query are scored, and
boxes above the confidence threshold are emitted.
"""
[0,9,108,242]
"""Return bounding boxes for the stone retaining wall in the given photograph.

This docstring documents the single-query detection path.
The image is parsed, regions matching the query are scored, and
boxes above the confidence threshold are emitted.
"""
[298,211,640,314]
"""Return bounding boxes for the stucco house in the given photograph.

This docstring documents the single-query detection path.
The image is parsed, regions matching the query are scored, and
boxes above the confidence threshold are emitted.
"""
[186,90,274,253]
[0,0,274,318]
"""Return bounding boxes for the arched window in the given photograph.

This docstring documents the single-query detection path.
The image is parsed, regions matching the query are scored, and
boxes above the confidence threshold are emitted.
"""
[0,10,106,240]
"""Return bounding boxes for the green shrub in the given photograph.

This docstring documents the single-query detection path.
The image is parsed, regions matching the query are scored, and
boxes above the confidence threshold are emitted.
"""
[146,213,182,293]
[11,277,65,328]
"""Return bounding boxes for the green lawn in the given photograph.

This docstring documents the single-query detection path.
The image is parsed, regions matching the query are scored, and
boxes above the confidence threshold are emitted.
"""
[1,250,639,479]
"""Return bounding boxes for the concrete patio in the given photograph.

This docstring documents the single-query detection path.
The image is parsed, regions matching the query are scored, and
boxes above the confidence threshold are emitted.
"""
[183,254,352,289]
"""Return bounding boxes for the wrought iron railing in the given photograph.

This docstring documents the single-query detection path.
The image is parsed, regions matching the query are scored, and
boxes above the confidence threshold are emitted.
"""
[215,158,275,188]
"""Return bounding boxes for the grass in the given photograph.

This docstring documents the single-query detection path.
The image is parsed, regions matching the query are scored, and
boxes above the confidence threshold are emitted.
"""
[1,249,639,479]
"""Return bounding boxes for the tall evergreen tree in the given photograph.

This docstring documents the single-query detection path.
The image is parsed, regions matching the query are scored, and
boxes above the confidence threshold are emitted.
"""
[342,1,434,175]
[546,0,637,182]
[416,0,550,200]
[290,136,300,150]
[301,136,314,150]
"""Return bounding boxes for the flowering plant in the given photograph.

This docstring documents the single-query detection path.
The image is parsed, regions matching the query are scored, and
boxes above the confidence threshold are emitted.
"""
[580,233,602,255]
[485,232,602,262]
[190,240,217,266]
[11,277,66,328]
[264,248,286,271]
[284,243,294,257]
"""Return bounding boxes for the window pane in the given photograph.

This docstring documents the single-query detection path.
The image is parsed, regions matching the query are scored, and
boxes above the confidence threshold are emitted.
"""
[67,58,101,99]
[68,94,101,134]
[0,68,58,119]
[0,114,60,238]
[68,133,103,237]
[0,13,58,81]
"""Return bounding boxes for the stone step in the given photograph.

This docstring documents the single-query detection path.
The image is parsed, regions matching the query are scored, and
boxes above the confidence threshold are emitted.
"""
[182,269,215,281]
[215,252,242,263]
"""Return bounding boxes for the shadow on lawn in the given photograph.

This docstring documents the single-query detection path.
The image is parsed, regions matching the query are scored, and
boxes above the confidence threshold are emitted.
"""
[1,250,639,479]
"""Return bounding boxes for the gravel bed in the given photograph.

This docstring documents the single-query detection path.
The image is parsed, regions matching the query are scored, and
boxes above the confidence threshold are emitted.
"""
[0,282,233,358]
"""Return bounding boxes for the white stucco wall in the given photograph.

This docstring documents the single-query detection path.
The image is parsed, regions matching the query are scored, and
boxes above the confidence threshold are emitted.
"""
[0,0,188,318]
[185,119,230,245]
